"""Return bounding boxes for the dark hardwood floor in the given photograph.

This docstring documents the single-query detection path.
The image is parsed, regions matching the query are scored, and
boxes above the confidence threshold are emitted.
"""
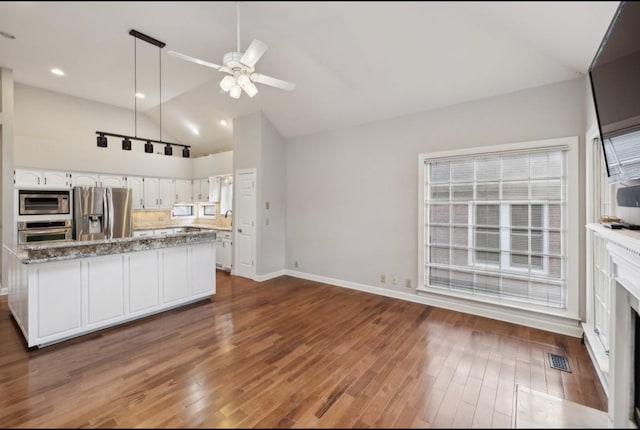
[0,272,606,428]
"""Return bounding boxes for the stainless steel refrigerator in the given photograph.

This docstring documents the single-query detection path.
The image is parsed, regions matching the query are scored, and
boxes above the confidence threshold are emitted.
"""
[73,186,133,240]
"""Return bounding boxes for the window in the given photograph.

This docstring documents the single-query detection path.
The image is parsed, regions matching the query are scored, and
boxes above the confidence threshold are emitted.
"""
[420,140,573,313]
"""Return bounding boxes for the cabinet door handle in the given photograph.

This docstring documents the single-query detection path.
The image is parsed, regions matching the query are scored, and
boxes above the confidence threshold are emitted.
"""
[44,177,47,185]
[37,177,40,185]
[238,228,243,233]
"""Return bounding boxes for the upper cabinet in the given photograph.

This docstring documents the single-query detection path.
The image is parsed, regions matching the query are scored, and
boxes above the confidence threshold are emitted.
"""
[127,176,145,210]
[15,168,70,189]
[159,178,175,209]
[209,176,221,202]
[219,175,233,215]
[99,174,127,188]
[69,172,99,187]
[69,172,127,188]
[175,179,192,203]
[192,178,209,202]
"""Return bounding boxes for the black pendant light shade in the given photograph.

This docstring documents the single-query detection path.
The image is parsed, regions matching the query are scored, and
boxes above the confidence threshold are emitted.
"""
[122,137,132,150]
[145,141,153,153]
[182,147,190,158]
[97,134,108,147]
[164,144,173,156]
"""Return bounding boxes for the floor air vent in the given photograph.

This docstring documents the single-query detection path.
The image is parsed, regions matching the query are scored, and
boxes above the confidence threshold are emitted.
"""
[548,352,571,372]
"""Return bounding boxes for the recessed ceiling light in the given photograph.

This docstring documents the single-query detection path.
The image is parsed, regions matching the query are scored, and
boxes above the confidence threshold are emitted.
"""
[219,119,228,127]
[0,30,16,40]
[50,68,65,76]
[135,92,145,99]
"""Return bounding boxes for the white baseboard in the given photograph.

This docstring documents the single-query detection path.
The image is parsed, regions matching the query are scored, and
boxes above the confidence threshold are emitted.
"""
[581,322,609,398]
[285,269,583,338]
[253,270,286,282]
[0,287,6,296]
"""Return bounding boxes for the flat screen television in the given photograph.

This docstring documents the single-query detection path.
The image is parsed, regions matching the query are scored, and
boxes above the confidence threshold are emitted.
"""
[589,1,640,183]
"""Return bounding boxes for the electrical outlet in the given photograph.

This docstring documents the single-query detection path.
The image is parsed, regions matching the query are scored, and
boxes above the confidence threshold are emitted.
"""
[392,275,398,284]
[380,274,386,283]
[405,279,412,288]
[294,260,298,268]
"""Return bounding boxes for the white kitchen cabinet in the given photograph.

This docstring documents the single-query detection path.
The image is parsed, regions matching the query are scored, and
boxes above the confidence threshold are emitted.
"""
[32,260,83,341]
[220,176,233,215]
[162,246,189,304]
[215,236,223,268]
[133,230,154,238]
[70,172,99,187]
[190,243,216,295]
[192,178,209,202]
[127,250,160,315]
[42,170,70,188]
[6,242,216,348]
[85,255,125,328]
[159,178,175,209]
[175,179,192,203]
[128,176,145,210]
[99,174,127,188]
[222,231,233,271]
[209,176,221,202]
[15,168,70,189]
[143,177,160,209]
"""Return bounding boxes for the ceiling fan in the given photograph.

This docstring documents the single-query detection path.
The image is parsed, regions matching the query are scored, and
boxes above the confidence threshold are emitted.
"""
[168,1,295,99]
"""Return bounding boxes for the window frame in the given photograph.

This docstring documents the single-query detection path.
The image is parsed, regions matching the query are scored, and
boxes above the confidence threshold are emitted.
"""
[418,136,580,320]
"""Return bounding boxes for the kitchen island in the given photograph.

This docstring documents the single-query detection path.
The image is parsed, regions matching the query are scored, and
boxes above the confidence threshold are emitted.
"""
[4,229,216,348]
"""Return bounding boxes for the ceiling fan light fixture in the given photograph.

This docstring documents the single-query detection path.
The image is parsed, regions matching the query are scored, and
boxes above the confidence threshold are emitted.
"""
[220,75,235,92]
[229,85,242,99]
[243,80,258,98]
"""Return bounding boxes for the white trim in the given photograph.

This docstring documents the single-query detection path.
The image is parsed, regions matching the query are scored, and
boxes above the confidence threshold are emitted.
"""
[253,270,286,282]
[0,287,6,296]
[285,269,583,338]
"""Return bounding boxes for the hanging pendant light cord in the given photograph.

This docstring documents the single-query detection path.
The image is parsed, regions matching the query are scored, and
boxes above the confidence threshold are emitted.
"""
[159,44,162,142]
[134,36,137,138]
[237,1,241,52]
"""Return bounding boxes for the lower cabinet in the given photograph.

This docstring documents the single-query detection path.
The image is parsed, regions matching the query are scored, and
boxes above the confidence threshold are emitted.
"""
[128,250,160,314]
[7,242,216,348]
[162,246,189,304]
[86,255,125,328]
[34,260,83,341]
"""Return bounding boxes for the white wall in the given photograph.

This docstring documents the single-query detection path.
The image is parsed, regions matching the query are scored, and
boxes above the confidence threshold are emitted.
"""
[192,151,233,178]
[258,113,286,275]
[286,78,586,299]
[13,83,193,178]
[1,68,15,293]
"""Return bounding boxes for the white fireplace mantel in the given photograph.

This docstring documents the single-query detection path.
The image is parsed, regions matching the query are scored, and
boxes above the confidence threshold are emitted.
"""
[588,223,640,428]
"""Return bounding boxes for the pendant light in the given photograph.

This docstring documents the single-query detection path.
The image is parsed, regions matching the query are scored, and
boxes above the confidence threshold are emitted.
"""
[96,29,191,158]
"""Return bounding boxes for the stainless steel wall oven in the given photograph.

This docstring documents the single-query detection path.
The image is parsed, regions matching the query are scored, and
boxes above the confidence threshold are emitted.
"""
[17,219,73,244]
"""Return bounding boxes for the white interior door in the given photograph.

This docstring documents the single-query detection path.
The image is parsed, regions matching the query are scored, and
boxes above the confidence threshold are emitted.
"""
[234,169,256,279]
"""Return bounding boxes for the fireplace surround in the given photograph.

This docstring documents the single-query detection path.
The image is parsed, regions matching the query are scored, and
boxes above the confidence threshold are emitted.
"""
[604,231,640,427]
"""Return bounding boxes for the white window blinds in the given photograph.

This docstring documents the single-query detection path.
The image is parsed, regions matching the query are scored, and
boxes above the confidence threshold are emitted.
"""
[423,147,567,309]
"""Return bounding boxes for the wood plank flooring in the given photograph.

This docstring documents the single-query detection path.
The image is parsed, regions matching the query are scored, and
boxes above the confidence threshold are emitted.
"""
[0,273,607,428]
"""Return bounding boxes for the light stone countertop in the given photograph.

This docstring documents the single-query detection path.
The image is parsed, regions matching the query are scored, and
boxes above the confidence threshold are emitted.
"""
[5,230,217,264]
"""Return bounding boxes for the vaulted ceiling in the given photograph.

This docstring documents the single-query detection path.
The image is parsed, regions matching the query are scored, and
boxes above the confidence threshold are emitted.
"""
[0,1,619,156]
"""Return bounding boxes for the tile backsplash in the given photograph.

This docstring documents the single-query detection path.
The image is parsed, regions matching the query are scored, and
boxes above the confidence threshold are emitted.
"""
[133,206,232,229]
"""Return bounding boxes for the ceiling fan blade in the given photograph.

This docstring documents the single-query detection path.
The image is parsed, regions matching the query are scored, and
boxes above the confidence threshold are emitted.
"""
[167,50,222,70]
[240,39,268,68]
[252,72,296,91]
